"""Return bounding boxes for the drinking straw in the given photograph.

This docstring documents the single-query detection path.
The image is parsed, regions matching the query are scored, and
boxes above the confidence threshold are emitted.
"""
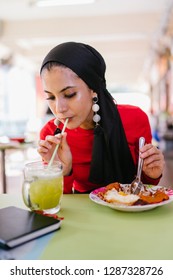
[48,118,69,167]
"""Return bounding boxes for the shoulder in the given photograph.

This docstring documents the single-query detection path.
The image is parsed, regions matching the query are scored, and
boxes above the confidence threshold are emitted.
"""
[40,118,57,139]
[116,104,152,143]
[117,103,145,114]
[117,104,149,122]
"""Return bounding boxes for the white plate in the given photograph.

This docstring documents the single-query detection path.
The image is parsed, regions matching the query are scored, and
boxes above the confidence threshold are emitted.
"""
[89,186,173,212]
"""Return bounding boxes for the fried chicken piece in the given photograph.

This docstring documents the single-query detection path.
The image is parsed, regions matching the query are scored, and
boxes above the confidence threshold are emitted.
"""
[105,182,121,191]
[139,190,169,204]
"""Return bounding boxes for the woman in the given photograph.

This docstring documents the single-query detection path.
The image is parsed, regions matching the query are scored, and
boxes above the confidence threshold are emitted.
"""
[38,42,165,194]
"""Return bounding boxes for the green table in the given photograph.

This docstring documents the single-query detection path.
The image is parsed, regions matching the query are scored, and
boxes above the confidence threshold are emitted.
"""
[0,193,173,260]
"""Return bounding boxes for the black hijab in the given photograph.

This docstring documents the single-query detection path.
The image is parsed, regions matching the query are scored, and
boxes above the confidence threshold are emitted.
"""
[40,42,136,185]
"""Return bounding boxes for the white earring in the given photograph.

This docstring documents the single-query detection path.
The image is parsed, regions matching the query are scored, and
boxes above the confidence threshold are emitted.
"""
[92,96,101,125]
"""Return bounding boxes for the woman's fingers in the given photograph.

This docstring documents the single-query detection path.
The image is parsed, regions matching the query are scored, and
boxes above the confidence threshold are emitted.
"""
[140,143,165,178]
[45,134,61,144]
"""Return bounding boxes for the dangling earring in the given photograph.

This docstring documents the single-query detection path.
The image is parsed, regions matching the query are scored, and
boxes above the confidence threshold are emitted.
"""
[92,96,101,126]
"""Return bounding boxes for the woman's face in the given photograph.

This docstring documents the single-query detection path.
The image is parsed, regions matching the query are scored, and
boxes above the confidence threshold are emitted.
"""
[41,66,96,129]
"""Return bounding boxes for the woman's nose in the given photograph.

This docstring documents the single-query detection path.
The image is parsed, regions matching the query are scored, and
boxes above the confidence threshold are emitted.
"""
[56,98,68,113]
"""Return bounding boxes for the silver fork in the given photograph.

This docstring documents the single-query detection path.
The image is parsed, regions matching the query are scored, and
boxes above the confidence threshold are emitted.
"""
[131,137,145,195]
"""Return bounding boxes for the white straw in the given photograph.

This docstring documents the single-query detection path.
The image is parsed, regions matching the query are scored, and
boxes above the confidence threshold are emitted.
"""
[48,118,69,167]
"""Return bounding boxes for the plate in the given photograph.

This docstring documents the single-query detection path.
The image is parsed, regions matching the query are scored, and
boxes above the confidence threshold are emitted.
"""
[89,186,173,212]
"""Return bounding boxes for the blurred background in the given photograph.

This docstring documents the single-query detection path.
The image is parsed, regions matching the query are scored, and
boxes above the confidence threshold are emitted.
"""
[0,0,173,193]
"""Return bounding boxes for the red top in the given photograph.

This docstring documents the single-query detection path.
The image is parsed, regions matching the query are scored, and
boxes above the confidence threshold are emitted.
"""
[40,104,160,193]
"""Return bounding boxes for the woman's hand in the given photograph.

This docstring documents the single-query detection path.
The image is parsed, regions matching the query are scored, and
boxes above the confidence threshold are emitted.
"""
[37,132,72,176]
[140,143,165,179]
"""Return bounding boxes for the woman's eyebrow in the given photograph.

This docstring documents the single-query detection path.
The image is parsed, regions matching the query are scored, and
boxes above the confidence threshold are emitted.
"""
[44,90,52,94]
[59,86,76,93]
[44,86,76,95]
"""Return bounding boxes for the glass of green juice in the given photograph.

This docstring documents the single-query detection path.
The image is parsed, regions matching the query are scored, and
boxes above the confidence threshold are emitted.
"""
[22,161,63,214]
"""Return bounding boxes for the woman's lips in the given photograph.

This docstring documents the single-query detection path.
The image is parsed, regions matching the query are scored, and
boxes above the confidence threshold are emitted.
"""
[59,117,72,123]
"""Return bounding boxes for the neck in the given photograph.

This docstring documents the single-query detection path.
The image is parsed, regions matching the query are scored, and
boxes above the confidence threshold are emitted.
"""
[80,109,95,129]
[80,120,95,130]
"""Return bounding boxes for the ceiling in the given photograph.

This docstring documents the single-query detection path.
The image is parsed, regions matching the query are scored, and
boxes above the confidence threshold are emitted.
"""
[0,0,172,89]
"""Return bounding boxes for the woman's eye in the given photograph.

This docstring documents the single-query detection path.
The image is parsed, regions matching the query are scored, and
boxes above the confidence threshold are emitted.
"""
[46,92,76,100]
[65,92,76,99]
[46,96,55,100]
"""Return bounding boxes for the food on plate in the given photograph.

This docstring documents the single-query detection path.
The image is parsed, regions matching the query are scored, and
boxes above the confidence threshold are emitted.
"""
[104,189,139,205]
[97,182,170,206]
[139,191,169,204]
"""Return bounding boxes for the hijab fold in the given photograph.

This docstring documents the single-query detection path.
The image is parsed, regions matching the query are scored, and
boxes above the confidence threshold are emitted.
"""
[41,42,136,185]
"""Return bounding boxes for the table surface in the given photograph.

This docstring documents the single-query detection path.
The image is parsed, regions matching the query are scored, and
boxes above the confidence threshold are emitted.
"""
[0,141,35,150]
[0,193,173,260]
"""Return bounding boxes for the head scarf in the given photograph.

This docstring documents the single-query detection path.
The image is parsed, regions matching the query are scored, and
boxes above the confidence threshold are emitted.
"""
[40,42,136,185]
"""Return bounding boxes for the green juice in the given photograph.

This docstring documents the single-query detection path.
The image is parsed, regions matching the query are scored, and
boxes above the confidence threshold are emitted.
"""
[29,175,63,210]
[22,161,63,214]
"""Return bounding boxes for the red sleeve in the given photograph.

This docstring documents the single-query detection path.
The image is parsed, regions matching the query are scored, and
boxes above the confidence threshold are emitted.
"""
[118,105,152,165]
[118,104,152,145]
[63,176,73,194]
[141,173,161,186]
[118,105,161,185]
[40,118,57,140]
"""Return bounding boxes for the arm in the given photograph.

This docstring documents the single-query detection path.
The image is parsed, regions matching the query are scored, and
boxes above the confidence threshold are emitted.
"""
[135,109,165,183]
[118,105,165,185]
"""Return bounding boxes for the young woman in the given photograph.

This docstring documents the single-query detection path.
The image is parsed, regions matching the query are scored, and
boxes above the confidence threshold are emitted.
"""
[37,42,165,193]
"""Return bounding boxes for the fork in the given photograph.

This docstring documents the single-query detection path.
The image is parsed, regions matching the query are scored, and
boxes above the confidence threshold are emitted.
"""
[131,136,145,194]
